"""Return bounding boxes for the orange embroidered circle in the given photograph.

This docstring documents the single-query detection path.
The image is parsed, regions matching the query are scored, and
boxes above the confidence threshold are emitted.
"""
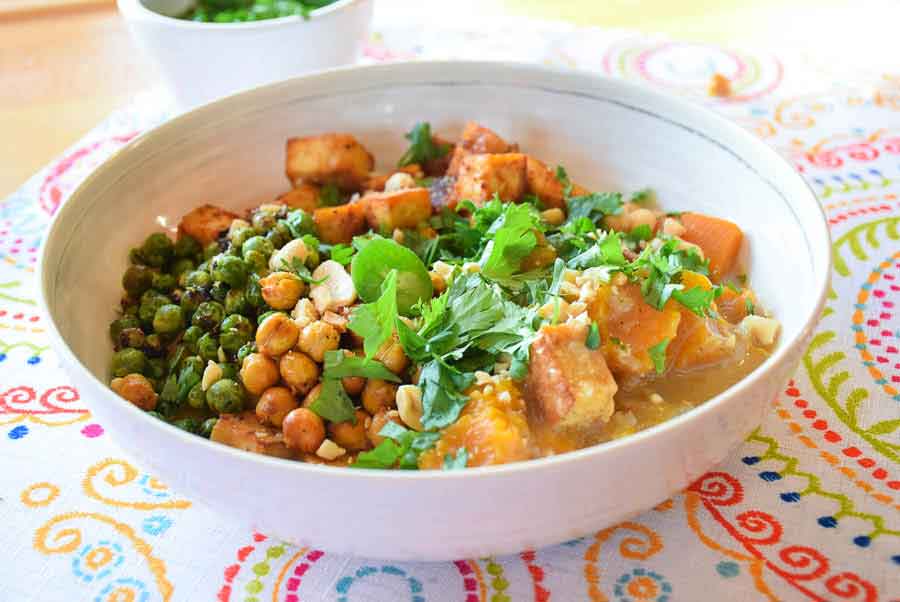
[86,546,115,570]
[626,575,660,599]
[21,482,60,507]
[106,587,137,602]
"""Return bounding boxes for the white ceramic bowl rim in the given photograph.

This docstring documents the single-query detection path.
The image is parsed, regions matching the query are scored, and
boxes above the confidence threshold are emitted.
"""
[38,60,831,482]
[118,0,363,29]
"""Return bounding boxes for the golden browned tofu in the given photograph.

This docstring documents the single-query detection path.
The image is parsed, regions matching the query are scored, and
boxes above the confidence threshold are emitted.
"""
[364,187,432,231]
[178,203,238,245]
[211,412,297,459]
[313,202,367,244]
[285,133,374,191]
[525,156,566,209]
[275,183,320,213]
[525,321,618,429]
[447,122,517,176]
[450,153,527,207]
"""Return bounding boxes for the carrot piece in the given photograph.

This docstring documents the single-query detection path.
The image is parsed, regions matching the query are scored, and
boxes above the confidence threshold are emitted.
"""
[679,212,743,280]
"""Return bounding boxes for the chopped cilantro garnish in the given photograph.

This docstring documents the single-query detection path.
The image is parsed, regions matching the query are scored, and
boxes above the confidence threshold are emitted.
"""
[671,286,718,317]
[555,165,573,197]
[443,447,469,470]
[565,192,623,226]
[355,422,440,469]
[585,322,601,350]
[319,183,342,206]
[737,273,748,285]
[280,256,327,284]
[610,337,626,349]
[745,298,756,316]
[419,361,474,430]
[630,188,656,205]
[648,338,670,374]
[568,231,627,269]
[479,202,543,288]
[308,378,356,424]
[725,281,741,293]
[348,269,399,359]
[321,350,400,382]
[397,122,451,167]
[329,243,354,265]
[625,223,653,243]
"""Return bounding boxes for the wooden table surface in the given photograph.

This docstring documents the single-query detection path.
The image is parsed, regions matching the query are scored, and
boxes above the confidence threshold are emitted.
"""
[1,0,894,198]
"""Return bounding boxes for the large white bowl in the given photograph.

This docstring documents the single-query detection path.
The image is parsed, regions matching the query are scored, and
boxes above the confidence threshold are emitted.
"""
[117,0,373,108]
[39,61,830,561]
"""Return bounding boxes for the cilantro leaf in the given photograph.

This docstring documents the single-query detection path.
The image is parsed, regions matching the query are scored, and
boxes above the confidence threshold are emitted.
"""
[308,377,356,423]
[568,231,627,269]
[625,223,653,243]
[565,192,623,225]
[555,165,573,197]
[329,243,354,265]
[648,338,670,374]
[585,321,601,349]
[318,183,342,207]
[354,422,440,470]
[630,188,656,205]
[479,203,542,287]
[419,360,474,430]
[397,122,451,167]
[442,447,469,470]
[671,286,718,317]
[348,270,398,359]
[280,256,327,285]
[321,350,400,382]
[745,298,756,315]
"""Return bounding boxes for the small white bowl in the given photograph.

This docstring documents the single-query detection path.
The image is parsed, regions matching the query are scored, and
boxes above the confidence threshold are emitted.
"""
[117,0,373,108]
[39,61,830,561]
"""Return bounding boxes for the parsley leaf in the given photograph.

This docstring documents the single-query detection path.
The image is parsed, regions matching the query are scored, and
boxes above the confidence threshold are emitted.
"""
[442,447,469,470]
[648,338,670,374]
[671,286,718,317]
[308,377,356,423]
[585,321,601,349]
[565,192,623,225]
[555,165,573,197]
[329,243,354,265]
[321,350,400,382]
[348,269,398,359]
[318,183,342,207]
[397,122,451,167]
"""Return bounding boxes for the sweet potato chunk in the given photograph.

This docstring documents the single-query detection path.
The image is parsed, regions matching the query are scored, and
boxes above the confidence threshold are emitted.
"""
[449,153,527,207]
[667,271,738,369]
[525,156,566,209]
[285,133,374,191]
[275,183,320,213]
[313,202,367,244]
[447,122,517,176]
[178,203,238,245]
[364,187,432,231]
[679,213,743,280]
[526,321,618,429]
[211,412,296,459]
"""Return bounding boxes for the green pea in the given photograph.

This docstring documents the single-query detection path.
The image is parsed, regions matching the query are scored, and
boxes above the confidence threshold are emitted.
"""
[117,327,145,350]
[153,304,184,334]
[111,348,147,377]
[174,235,202,259]
[256,310,280,326]
[192,301,226,331]
[229,226,255,248]
[285,209,315,237]
[243,250,268,275]
[122,265,154,297]
[180,288,207,315]
[212,255,248,288]
[187,383,207,409]
[109,316,141,342]
[221,314,253,337]
[197,333,219,361]
[206,378,245,414]
[236,342,256,364]
[171,258,195,279]
[265,226,289,250]
[210,281,229,302]
[142,232,174,268]
[182,325,204,353]
[146,410,166,421]
[251,211,278,233]
[152,272,177,293]
[224,288,249,315]
[174,417,202,434]
[204,241,222,261]
[242,235,274,259]
[185,270,212,288]
[146,357,166,380]
[245,275,264,308]
[144,333,165,357]
[200,417,218,438]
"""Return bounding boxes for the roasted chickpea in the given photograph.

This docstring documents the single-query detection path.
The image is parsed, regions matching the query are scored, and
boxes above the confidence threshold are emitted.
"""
[296,320,340,363]
[256,386,298,427]
[259,271,305,310]
[240,353,280,395]
[255,313,299,356]
[282,408,325,453]
[328,409,371,452]
[302,383,323,408]
[361,378,399,415]
[374,335,409,375]
[279,351,320,396]
[367,409,403,446]
[110,373,158,410]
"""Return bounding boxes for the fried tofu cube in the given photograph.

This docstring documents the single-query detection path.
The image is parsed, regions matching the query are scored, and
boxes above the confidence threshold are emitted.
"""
[525,156,566,209]
[313,202,367,244]
[364,187,432,231]
[275,183,320,213]
[447,122,517,176]
[450,153,527,207]
[526,321,618,429]
[211,412,296,459]
[178,203,238,245]
[285,133,374,191]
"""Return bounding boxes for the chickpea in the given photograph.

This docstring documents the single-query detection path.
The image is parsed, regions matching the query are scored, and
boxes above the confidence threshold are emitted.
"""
[259,271,305,310]
[256,313,299,356]
[361,378,399,415]
[240,353,280,395]
[328,409,371,452]
[367,409,403,446]
[297,320,340,363]
[374,334,409,375]
[256,386,298,427]
[302,383,322,408]
[110,373,158,411]
[282,408,325,453]
[340,350,365,396]
[279,351,320,396]
[629,208,658,230]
